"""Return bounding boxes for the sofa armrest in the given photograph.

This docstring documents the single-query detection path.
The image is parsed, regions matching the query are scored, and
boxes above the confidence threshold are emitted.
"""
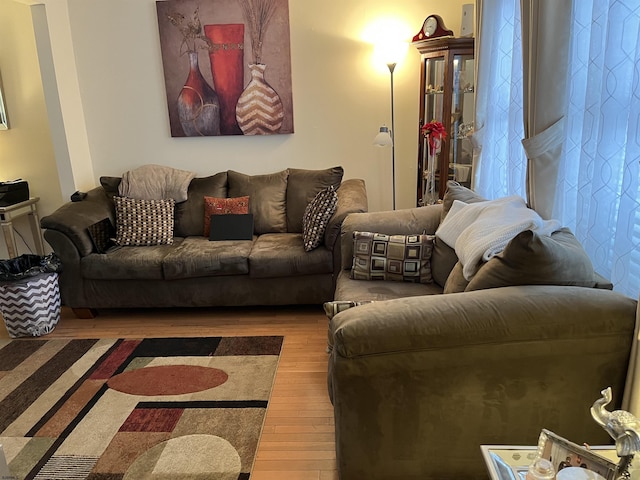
[328,285,637,479]
[40,186,114,257]
[339,204,442,270]
[324,178,368,249]
[331,285,635,357]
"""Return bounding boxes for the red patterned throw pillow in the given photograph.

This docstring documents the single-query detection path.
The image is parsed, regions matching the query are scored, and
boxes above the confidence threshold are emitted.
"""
[203,196,250,236]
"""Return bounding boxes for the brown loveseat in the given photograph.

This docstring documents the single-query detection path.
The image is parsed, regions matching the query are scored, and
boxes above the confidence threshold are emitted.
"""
[327,182,637,479]
[40,167,367,317]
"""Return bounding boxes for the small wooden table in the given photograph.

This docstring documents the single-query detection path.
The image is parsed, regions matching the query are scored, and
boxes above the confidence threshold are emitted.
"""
[0,197,45,258]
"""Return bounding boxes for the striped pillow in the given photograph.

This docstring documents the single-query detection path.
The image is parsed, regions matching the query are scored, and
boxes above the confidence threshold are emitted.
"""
[114,196,175,246]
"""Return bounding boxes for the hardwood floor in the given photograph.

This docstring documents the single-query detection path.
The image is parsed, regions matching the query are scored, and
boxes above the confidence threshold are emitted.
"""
[0,304,338,480]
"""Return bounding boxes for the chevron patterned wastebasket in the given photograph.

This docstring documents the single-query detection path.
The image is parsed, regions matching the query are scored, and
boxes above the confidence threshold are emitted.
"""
[0,272,61,338]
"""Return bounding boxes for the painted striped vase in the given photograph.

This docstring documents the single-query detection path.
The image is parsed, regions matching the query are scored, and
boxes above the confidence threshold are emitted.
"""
[235,63,284,135]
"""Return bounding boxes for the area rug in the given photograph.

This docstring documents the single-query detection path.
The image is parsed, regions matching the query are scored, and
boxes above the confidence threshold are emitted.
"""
[0,336,283,480]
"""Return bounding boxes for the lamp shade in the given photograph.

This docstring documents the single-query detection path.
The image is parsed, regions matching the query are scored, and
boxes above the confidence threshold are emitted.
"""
[373,125,393,146]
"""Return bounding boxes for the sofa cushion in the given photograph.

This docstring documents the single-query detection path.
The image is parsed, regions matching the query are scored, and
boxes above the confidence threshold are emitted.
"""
[249,233,333,278]
[228,170,288,234]
[162,236,252,280]
[287,166,344,232]
[443,262,469,293]
[430,182,487,286]
[81,239,183,280]
[174,172,228,237]
[431,237,459,288]
[334,270,442,302]
[100,176,121,198]
[114,196,175,246]
[441,181,487,222]
[302,186,338,252]
[87,218,117,254]
[203,196,250,237]
[465,228,597,291]
[350,232,435,283]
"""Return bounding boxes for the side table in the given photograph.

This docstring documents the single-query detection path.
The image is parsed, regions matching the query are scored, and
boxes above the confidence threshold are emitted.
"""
[481,445,620,480]
[0,197,45,258]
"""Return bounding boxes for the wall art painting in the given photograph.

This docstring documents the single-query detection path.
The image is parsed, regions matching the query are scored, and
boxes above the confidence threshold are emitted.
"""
[0,70,9,130]
[156,0,293,137]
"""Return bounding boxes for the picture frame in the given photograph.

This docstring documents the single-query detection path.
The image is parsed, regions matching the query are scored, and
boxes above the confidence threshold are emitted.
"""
[0,70,8,130]
[536,429,618,480]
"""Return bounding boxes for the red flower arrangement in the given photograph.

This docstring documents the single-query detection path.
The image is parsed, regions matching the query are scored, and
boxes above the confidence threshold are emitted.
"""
[421,120,447,156]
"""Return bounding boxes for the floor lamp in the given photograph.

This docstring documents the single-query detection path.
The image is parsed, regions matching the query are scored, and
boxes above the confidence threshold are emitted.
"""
[373,62,397,209]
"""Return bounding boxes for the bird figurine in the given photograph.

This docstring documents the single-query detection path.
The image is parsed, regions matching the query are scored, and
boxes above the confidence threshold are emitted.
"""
[590,387,640,457]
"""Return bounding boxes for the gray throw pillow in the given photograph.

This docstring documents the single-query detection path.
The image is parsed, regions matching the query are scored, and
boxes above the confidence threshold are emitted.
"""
[286,166,344,232]
[440,181,487,223]
[228,170,289,234]
[431,237,459,288]
[465,228,597,291]
[431,181,486,287]
[100,176,121,199]
[443,261,469,293]
[174,172,228,237]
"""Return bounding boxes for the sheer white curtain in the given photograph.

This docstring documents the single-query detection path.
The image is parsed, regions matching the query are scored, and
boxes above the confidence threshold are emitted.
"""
[472,0,526,200]
[556,0,640,298]
[475,0,640,297]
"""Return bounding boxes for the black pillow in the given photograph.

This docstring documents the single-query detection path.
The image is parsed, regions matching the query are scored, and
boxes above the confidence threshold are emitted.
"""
[87,218,119,253]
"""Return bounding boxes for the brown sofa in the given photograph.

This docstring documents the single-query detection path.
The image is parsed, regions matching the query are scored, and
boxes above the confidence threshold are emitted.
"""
[40,167,367,317]
[327,182,637,479]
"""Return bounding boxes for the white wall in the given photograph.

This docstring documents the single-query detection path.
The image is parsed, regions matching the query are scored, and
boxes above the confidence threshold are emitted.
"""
[0,0,62,258]
[57,0,468,211]
[1,0,471,259]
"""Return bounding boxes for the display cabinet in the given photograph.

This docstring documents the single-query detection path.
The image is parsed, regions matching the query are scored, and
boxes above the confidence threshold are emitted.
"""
[414,37,475,205]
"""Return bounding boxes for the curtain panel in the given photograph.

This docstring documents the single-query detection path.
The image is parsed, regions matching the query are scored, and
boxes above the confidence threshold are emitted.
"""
[520,0,573,220]
[472,0,527,200]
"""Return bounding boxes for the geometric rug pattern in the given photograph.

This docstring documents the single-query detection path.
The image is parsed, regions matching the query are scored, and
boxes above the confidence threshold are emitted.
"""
[0,336,283,479]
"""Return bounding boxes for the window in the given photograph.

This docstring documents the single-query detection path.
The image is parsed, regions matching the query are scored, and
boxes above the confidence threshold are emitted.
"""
[476,0,640,297]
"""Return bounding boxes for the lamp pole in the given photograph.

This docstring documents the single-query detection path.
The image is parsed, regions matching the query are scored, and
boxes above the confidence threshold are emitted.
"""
[388,62,396,210]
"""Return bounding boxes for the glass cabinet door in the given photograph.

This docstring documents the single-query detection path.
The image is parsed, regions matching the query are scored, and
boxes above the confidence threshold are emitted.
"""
[421,56,445,205]
[423,56,445,123]
[449,54,474,189]
[414,37,474,206]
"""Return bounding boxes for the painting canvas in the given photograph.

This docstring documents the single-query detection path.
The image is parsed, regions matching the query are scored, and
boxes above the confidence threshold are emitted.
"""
[0,70,8,130]
[156,0,293,137]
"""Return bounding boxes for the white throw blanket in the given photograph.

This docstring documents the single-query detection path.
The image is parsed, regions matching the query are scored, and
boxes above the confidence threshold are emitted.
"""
[436,196,561,280]
[118,164,196,202]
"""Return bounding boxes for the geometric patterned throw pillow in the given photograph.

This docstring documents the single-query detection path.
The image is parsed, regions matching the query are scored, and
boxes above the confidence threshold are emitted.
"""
[203,196,250,237]
[350,231,435,283]
[323,300,375,353]
[302,186,338,252]
[113,196,175,246]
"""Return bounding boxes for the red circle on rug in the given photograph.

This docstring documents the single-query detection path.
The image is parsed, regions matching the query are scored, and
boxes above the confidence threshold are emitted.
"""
[107,365,229,396]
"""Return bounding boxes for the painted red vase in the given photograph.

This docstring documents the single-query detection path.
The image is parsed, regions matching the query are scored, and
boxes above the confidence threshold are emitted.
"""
[177,51,220,136]
[204,24,245,135]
